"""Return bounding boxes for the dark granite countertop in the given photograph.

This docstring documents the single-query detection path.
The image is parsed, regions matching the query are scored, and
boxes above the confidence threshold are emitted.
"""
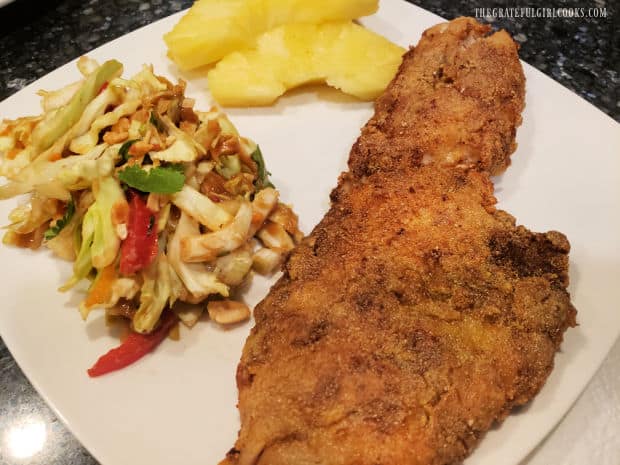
[0,1,617,464]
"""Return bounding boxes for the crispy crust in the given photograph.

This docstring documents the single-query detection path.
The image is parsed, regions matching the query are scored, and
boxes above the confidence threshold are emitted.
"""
[221,17,575,465]
[350,18,524,177]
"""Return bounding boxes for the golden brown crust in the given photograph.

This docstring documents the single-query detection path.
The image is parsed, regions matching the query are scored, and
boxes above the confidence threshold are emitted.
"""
[221,17,574,465]
[350,17,525,178]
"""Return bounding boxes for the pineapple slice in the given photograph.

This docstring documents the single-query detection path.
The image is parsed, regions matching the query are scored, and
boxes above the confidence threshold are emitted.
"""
[207,22,406,106]
[164,0,379,70]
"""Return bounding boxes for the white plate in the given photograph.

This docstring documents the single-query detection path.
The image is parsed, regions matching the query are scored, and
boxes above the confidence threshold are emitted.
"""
[0,1,618,464]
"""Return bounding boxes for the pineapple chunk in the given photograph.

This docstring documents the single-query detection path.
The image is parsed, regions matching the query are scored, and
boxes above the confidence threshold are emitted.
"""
[207,22,405,106]
[164,0,379,70]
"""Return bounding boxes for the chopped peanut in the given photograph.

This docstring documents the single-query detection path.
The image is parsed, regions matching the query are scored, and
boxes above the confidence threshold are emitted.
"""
[257,221,295,252]
[111,117,130,133]
[268,203,303,243]
[131,109,149,123]
[128,140,154,158]
[207,300,251,325]
[252,247,284,274]
[212,134,240,159]
[103,130,129,144]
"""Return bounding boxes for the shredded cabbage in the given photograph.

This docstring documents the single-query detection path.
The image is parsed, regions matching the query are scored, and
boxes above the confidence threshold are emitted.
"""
[37,81,83,113]
[31,60,122,156]
[181,201,253,262]
[0,56,304,349]
[6,194,57,235]
[133,255,172,333]
[45,212,79,261]
[88,176,127,269]
[60,208,95,291]
[0,143,112,201]
[171,184,232,231]
[77,56,100,76]
[215,247,253,286]
[70,99,141,154]
[168,211,229,300]
[149,115,206,162]
[131,65,168,94]
[249,187,278,235]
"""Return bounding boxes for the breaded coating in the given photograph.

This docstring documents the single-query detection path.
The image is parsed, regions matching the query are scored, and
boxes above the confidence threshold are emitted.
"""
[350,18,524,178]
[221,17,576,465]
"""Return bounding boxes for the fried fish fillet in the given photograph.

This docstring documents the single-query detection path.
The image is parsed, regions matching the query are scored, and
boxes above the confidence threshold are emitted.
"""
[221,17,576,465]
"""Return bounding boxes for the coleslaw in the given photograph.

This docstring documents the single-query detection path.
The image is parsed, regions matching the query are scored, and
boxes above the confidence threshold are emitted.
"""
[0,57,302,375]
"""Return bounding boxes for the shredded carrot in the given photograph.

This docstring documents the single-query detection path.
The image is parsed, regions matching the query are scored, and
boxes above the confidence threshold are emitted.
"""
[84,265,116,308]
[48,152,62,162]
[251,211,263,227]
[6,148,20,160]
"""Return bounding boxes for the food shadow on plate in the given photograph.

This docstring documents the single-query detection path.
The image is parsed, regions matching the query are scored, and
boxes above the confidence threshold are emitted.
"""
[166,62,215,87]
[50,255,133,344]
[358,13,416,48]
[566,258,581,305]
[492,96,536,201]
[485,324,586,439]
[84,313,128,342]
[80,269,263,344]
[224,83,370,119]
[483,258,586,438]
[166,61,369,116]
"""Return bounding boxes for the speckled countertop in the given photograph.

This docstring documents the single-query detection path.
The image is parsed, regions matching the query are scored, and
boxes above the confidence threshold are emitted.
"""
[0,1,617,464]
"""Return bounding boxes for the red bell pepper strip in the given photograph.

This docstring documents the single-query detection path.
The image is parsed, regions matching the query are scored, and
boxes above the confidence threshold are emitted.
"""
[119,190,158,275]
[97,81,109,95]
[87,311,177,377]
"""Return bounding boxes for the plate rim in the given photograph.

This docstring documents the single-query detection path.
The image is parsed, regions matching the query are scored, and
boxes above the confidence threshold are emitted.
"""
[0,2,619,465]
